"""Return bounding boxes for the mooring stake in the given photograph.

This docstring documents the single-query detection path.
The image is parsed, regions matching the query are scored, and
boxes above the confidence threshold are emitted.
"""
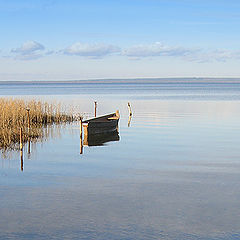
[26,108,30,131]
[80,117,83,154]
[128,102,132,116]
[94,101,97,117]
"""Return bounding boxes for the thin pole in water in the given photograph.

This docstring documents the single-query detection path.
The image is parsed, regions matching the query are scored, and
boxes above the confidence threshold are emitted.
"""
[26,108,31,158]
[80,117,83,154]
[128,102,132,116]
[94,101,97,117]
[26,108,30,131]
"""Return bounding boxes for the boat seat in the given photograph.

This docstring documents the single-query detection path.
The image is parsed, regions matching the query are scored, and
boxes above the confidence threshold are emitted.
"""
[108,116,119,120]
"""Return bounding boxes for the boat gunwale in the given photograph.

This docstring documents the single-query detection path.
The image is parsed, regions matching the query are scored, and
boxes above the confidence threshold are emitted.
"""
[82,112,118,124]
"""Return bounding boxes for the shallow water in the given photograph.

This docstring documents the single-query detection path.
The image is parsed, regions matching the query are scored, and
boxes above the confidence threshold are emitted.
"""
[1,81,240,240]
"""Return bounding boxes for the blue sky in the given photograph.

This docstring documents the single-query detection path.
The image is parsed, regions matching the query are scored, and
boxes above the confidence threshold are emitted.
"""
[1,0,240,80]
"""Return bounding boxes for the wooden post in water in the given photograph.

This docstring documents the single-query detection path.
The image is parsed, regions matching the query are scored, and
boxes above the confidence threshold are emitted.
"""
[80,117,83,154]
[128,102,132,116]
[26,108,30,131]
[94,101,97,117]
[26,108,31,158]
[116,110,120,118]
[80,117,83,136]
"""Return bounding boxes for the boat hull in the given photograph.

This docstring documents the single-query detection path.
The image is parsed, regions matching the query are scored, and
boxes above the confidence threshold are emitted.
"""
[82,112,120,136]
[83,119,119,135]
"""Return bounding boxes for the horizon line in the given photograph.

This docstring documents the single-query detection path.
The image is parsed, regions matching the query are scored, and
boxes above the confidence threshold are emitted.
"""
[1,77,240,84]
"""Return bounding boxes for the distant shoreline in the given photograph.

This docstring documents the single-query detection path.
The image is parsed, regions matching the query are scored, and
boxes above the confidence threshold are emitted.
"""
[1,78,240,84]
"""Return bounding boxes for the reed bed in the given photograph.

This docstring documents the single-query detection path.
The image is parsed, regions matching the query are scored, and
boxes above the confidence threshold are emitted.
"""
[0,98,75,151]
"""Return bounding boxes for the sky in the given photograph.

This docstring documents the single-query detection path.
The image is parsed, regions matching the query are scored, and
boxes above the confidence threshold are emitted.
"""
[1,0,240,81]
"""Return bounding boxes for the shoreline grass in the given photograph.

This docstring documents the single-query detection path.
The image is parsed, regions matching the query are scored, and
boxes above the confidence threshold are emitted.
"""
[0,98,75,151]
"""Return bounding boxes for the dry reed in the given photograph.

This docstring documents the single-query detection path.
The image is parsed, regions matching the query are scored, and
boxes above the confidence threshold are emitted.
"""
[0,98,75,150]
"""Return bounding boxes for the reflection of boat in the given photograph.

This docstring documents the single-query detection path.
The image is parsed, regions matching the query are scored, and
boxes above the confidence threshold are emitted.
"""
[84,130,120,146]
[82,111,120,135]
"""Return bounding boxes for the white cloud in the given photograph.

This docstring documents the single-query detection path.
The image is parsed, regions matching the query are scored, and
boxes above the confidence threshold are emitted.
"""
[11,41,45,60]
[12,41,45,55]
[185,49,240,63]
[46,50,55,55]
[122,42,240,63]
[123,42,195,58]
[64,42,121,58]
[5,41,240,63]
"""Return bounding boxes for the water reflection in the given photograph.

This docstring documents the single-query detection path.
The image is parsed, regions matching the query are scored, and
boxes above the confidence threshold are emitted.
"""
[1,121,121,170]
[0,125,67,172]
[27,137,31,159]
[20,149,23,171]
[80,134,83,155]
[2,83,240,239]
[83,130,120,147]
[128,114,132,127]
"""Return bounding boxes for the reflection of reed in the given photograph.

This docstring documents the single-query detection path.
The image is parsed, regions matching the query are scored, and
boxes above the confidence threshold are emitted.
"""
[0,124,66,160]
[1,125,56,152]
[0,97,77,167]
[0,98,74,152]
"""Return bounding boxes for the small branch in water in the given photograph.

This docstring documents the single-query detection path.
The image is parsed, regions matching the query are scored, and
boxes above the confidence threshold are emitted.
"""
[94,101,97,117]
[128,102,132,116]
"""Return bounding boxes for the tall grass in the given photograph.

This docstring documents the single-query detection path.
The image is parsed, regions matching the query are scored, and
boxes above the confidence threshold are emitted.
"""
[0,98,75,150]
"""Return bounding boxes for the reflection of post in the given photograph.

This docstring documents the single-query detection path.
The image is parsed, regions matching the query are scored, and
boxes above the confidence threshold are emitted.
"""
[128,115,132,127]
[27,137,31,158]
[20,127,24,171]
[20,128,23,151]
[80,117,83,154]
[128,102,132,116]
[94,101,97,117]
[83,123,89,146]
[20,150,23,171]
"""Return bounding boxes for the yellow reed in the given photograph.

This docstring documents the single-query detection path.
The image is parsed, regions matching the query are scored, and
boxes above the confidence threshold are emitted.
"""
[0,98,74,150]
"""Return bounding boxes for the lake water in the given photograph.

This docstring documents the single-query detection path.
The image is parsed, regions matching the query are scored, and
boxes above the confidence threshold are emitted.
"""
[1,81,240,240]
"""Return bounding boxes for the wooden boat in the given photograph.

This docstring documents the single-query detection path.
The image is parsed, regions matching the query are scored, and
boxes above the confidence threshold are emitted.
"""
[82,110,120,136]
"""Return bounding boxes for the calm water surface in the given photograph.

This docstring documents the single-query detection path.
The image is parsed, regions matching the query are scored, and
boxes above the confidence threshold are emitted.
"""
[1,82,240,240]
